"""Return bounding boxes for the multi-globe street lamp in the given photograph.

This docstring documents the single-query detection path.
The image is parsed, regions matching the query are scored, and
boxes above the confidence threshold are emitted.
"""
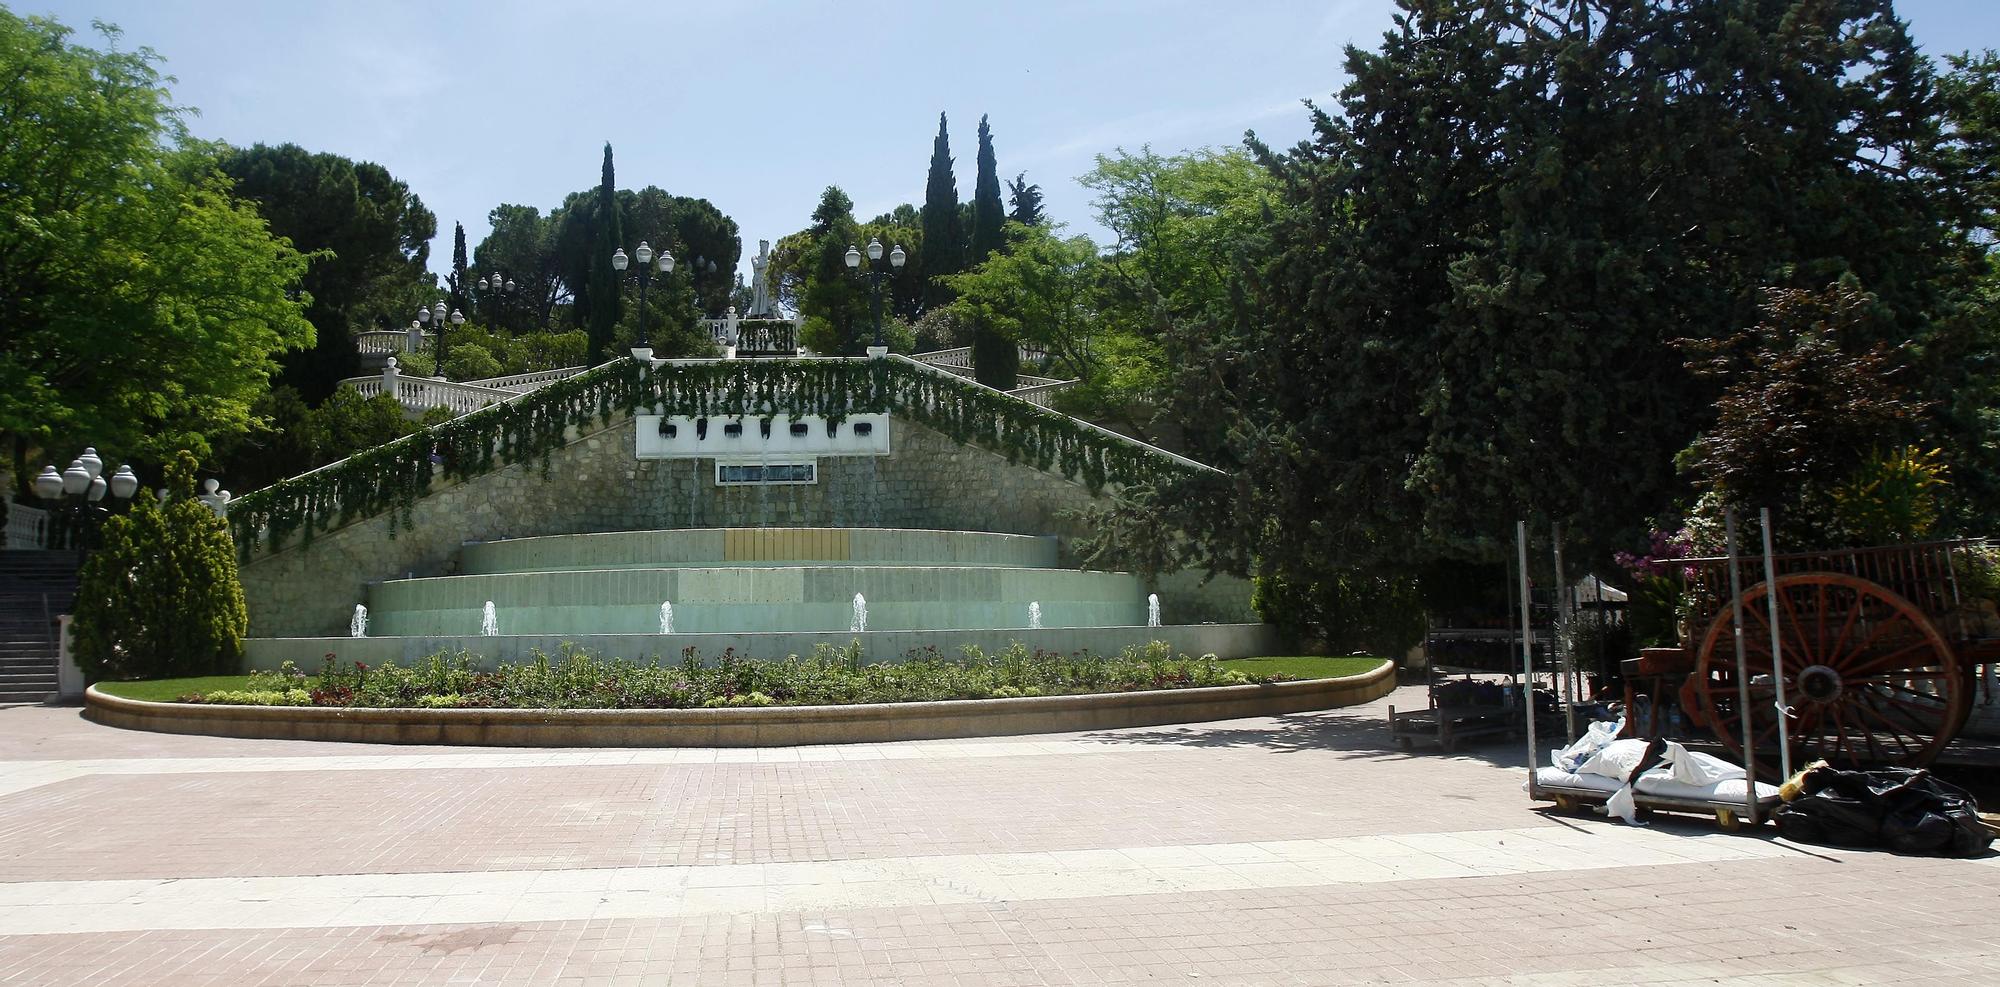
[610,241,674,355]
[29,447,140,550]
[844,237,906,352]
[414,300,464,373]
[473,272,515,330]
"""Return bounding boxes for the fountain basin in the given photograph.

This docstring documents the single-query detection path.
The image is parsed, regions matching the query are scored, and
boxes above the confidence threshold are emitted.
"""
[366,565,1147,636]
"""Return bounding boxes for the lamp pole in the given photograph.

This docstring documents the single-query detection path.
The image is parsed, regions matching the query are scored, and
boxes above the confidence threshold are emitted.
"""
[844,237,906,354]
[30,448,140,550]
[611,241,674,357]
[415,300,465,375]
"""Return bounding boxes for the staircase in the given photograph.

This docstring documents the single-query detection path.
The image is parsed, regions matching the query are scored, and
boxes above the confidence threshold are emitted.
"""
[0,550,80,705]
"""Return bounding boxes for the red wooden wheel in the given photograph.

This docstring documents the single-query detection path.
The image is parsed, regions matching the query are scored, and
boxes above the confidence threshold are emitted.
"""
[1687,573,1971,769]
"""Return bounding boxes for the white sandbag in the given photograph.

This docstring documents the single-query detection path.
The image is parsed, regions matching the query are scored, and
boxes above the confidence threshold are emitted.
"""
[1530,766,1623,794]
[1666,747,1745,787]
[1634,774,1778,803]
[1577,738,1654,781]
[1551,718,1624,772]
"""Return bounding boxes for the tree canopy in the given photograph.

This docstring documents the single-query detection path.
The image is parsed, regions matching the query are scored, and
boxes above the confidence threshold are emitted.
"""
[0,12,314,479]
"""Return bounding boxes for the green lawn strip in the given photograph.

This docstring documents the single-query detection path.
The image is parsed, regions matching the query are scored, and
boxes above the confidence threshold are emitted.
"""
[95,676,260,702]
[1219,656,1386,680]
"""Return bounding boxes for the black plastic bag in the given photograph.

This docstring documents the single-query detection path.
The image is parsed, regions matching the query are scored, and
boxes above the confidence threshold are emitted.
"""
[1774,766,1992,857]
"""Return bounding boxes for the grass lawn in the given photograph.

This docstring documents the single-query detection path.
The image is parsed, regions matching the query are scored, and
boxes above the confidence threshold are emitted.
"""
[95,676,259,702]
[1219,656,1386,680]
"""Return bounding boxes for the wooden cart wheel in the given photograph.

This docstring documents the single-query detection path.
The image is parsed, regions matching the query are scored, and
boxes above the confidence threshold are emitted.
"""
[1688,572,1971,769]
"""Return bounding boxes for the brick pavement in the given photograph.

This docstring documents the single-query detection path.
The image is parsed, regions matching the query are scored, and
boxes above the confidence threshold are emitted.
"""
[0,688,1995,985]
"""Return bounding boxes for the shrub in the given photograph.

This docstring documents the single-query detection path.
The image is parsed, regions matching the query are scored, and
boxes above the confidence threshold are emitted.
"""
[177,642,1268,708]
[72,452,249,680]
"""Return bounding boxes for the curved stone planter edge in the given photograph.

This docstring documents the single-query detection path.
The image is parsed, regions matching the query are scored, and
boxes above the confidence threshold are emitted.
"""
[83,660,1395,748]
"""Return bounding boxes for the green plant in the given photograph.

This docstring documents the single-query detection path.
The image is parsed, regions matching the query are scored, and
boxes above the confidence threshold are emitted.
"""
[72,452,250,680]
[1252,571,1425,657]
[1831,446,1949,545]
[228,357,1205,556]
[169,642,1299,709]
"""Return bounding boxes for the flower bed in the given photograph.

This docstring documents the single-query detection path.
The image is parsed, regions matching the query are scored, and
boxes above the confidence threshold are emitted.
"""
[165,642,1332,710]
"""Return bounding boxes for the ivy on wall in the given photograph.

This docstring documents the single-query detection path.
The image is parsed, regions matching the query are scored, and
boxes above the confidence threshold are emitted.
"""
[228,357,1206,557]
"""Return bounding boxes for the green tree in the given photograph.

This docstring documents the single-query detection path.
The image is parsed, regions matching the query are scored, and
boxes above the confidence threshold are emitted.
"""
[1007,172,1044,227]
[219,142,435,403]
[585,143,623,364]
[1075,147,1273,450]
[72,452,248,680]
[795,187,872,355]
[919,113,965,312]
[0,13,315,479]
[472,204,564,331]
[947,224,1099,381]
[968,114,1017,388]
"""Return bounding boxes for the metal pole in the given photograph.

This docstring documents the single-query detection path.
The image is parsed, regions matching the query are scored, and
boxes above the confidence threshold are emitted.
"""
[1552,521,1576,740]
[1723,507,1760,825]
[1760,508,1792,781]
[870,266,884,349]
[637,265,652,348]
[1519,521,1539,797]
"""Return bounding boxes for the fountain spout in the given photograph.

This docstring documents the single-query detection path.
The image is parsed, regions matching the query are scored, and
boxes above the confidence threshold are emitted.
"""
[1028,601,1043,630]
[481,601,499,637]
[350,604,368,639]
[851,593,867,634]
[1147,594,1161,628]
[659,601,675,635]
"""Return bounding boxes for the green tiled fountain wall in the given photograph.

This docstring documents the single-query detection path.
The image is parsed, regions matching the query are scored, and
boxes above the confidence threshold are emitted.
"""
[240,414,1257,638]
[459,528,1061,574]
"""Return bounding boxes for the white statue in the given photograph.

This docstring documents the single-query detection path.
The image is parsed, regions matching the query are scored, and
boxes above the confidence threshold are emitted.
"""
[748,239,776,318]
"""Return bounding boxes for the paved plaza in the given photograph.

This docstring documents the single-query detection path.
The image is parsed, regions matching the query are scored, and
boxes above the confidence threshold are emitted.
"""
[1,687,1996,986]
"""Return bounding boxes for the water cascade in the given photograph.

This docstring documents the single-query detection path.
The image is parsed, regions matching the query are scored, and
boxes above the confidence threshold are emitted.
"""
[659,601,675,635]
[1147,594,1161,628]
[1029,601,1043,630]
[481,601,499,636]
[851,593,868,633]
[350,604,368,638]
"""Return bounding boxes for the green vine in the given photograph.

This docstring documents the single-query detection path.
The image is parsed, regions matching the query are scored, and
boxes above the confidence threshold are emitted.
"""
[229,357,1206,557]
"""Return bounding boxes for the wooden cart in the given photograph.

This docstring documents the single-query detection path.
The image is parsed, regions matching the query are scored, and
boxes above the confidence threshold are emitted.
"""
[1623,540,1999,769]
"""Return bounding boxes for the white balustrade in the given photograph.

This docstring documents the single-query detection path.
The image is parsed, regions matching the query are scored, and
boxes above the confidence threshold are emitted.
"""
[4,502,49,549]
[355,330,430,355]
[462,366,587,393]
[1011,379,1081,409]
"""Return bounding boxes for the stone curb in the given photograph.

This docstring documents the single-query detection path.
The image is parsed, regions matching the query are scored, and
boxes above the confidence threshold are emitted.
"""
[82,661,1394,748]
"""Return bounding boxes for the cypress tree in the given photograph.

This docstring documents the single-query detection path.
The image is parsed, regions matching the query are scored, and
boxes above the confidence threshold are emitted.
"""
[918,113,964,313]
[968,114,1017,389]
[450,221,469,312]
[585,143,623,364]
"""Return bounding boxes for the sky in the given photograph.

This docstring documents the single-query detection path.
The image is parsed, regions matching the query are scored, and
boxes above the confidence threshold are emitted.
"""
[27,0,2000,289]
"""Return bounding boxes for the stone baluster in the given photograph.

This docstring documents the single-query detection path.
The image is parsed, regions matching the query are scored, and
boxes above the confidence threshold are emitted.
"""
[382,356,401,405]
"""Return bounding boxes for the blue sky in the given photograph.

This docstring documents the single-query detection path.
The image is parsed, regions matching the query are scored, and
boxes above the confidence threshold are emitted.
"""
[28,0,2000,287]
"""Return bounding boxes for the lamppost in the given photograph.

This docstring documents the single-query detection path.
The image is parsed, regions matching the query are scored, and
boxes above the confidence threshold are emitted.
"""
[29,448,140,550]
[474,272,515,331]
[415,300,464,374]
[844,237,906,355]
[611,241,674,358]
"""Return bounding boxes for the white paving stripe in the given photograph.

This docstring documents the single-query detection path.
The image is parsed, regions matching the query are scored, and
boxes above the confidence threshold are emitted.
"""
[0,739,1197,798]
[0,824,1834,936]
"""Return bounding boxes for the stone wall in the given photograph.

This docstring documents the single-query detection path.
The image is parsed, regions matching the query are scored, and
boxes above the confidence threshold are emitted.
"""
[242,413,1251,637]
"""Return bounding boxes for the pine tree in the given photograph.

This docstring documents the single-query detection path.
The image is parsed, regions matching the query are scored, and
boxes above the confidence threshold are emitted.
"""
[919,113,964,313]
[1007,172,1044,226]
[585,143,623,364]
[968,114,1018,389]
